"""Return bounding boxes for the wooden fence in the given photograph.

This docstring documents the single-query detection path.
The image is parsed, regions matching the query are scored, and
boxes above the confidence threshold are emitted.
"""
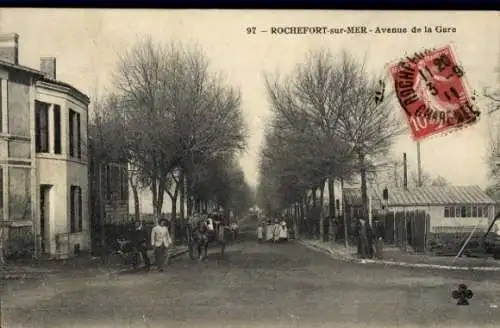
[381,210,429,253]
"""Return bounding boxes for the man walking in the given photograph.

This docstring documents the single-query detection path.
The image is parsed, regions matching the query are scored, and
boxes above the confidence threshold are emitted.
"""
[132,220,150,271]
[151,219,172,272]
[257,223,264,243]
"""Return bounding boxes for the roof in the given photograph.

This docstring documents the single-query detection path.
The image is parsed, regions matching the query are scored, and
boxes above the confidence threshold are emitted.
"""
[37,77,90,105]
[0,59,44,76]
[381,185,495,206]
[0,60,89,105]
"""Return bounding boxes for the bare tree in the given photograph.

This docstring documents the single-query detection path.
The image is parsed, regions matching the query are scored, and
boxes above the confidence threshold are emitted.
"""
[111,37,247,222]
[410,170,449,187]
[263,50,357,239]
[336,52,404,219]
[410,170,431,187]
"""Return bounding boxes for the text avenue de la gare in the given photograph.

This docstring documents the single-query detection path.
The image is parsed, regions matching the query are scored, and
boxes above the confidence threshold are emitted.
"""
[262,26,456,35]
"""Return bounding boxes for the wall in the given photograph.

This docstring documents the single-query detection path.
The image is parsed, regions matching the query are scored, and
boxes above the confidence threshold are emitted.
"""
[0,69,36,257]
[387,204,495,233]
[35,84,89,258]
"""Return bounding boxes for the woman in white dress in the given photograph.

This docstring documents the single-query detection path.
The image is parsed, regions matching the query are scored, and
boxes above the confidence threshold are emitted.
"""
[266,220,274,242]
[279,221,288,242]
[273,221,281,243]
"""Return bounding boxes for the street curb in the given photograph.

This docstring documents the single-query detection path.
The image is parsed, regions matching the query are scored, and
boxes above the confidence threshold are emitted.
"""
[298,240,500,272]
[111,247,190,274]
[1,248,191,280]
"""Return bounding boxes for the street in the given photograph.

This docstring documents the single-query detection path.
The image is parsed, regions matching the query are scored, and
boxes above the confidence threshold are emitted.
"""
[2,224,500,328]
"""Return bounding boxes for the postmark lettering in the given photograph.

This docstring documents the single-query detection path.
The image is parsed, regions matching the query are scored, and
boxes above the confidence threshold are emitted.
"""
[389,44,479,140]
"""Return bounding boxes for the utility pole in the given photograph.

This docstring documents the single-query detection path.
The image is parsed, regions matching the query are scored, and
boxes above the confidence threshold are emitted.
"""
[417,142,422,187]
[99,163,107,265]
[403,153,408,190]
[341,177,349,248]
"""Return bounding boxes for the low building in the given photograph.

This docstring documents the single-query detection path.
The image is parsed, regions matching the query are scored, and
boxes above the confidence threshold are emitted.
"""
[0,33,90,259]
[381,185,495,235]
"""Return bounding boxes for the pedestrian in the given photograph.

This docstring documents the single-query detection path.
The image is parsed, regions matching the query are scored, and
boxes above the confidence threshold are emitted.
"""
[217,219,226,257]
[257,224,264,243]
[358,218,369,259]
[279,221,288,242]
[273,220,280,243]
[151,218,172,272]
[266,219,273,242]
[132,220,150,271]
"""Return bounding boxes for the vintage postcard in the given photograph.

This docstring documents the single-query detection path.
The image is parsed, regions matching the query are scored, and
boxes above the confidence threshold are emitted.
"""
[0,8,499,328]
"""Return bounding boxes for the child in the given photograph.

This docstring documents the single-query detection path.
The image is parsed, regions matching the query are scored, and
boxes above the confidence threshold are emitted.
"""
[257,224,264,243]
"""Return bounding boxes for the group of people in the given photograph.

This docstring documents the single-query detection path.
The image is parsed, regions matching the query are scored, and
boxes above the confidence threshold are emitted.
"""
[256,219,289,243]
[131,218,173,272]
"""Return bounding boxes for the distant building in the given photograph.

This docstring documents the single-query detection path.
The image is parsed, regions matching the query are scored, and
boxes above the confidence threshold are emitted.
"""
[0,33,90,259]
[88,139,129,253]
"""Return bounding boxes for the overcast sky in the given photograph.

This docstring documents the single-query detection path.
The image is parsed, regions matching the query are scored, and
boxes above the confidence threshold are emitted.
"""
[1,9,498,213]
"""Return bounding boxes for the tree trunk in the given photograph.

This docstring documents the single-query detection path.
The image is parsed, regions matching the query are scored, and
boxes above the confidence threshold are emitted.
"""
[151,178,158,222]
[186,171,194,217]
[156,179,165,217]
[359,152,369,220]
[319,180,326,241]
[312,188,317,207]
[170,197,177,244]
[131,184,140,222]
[328,177,335,242]
[179,170,185,221]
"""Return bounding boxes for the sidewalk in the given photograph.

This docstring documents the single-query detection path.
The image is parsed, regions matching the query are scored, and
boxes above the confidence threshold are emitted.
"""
[1,246,189,280]
[299,239,500,272]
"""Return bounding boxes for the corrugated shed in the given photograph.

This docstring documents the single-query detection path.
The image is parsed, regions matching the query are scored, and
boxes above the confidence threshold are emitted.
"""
[383,185,495,206]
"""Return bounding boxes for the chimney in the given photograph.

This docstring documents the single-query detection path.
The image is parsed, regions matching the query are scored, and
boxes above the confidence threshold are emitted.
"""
[0,33,19,65]
[40,57,56,80]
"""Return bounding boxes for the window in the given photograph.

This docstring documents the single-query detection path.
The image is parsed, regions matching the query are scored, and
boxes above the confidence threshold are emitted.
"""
[460,206,467,218]
[76,113,81,158]
[8,80,30,137]
[466,206,472,217]
[70,186,82,233]
[449,206,455,218]
[9,167,31,221]
[478,206,483,218]
[9,140,31,158]
[472,206,478,217]
[35,101,49,153]
[484,206,489,218]
[444,207,450,218]
[455,206,461,218]
[53,105,61,154]
[69,109,81,158]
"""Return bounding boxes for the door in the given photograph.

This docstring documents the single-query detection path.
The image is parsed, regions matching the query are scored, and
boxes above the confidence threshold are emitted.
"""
[40,185,52,254]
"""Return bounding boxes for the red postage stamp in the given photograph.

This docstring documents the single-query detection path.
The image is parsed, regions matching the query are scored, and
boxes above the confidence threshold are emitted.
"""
[389,45,480,140]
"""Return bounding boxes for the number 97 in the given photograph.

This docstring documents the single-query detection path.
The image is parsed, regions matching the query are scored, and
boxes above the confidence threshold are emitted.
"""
[247,27,256,34]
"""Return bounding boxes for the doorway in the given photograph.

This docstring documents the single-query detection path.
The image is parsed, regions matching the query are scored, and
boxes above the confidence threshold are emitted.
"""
[40,185,52,254]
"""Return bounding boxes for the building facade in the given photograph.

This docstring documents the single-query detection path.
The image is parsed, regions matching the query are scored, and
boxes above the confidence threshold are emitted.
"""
[380,185,496,234]
[88,139,130,255]
[0,33,90,259]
